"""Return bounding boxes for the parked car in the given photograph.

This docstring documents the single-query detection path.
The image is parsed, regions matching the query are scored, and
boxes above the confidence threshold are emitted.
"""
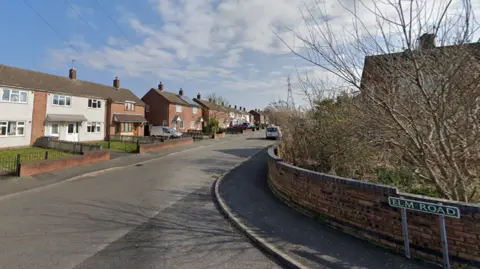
[234,122,255,130]
[150,126,183,139]
[266,125,281,139]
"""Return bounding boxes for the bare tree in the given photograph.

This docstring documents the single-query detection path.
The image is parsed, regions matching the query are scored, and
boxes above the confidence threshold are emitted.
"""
[279,0,480,202]
[206,93,230,106]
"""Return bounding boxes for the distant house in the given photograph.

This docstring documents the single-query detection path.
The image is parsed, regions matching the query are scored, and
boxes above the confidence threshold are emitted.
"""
[193,95,229,128]
[142,83,203,132]
[249,109,266,125]
[0,64,146,148]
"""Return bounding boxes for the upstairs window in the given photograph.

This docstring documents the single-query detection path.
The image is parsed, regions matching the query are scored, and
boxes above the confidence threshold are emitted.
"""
[176,105,182,112]
[193,107,198,114]
[53,95,71,106]
[124,102,135,111]
[1,88,28,103]
[88,99,102,109]
[145,105,150,112]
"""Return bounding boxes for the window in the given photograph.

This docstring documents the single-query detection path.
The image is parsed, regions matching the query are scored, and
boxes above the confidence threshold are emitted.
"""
[190,121,195,129]
[162,120,167,126]
[88,99,102,109]
[179,121,184,129]
[53,95,71,106]
[193,107,198,114]
[1,88,28,103]
[176,105,182,112]
[67,124,74,134]
[145,105,150,112]
[121,123,133,132]
[0,121,25,136]
[51,124,59,135]
[87,122,102,133]
[124,103,135,111]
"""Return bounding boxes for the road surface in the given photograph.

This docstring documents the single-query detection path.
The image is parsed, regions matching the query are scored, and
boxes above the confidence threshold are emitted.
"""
[0,133,278,269]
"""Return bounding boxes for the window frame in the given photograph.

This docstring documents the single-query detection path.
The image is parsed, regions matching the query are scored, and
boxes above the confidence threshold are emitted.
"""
[121,122,133,132]
[124,102,135,111]
[0,121,26,137]
[176,105,182,112]
[162,120,167,126]
[179,120,184,129]
[1,88,28,104]
[88,99,102,109]
[53,94,72,107]
[87,122,102,133]
[192,107,198,114]
[190,121,195,129]
[51,124,59,135]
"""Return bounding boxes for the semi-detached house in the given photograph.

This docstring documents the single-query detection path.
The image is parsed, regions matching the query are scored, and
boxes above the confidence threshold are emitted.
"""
[142,82,203,132]
[0,64,146,149]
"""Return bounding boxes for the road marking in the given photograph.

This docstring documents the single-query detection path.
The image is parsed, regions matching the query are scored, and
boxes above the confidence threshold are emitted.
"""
[0,134,260,202]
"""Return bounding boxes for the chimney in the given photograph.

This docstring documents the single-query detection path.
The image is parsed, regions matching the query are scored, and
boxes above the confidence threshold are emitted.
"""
[222,102,225,106]
[179,88,184,96]
[418,33,436,50]
[158,81,164,91]
[234,105,237,109]
[197,93,201,99]
[229,105,231,108]
[113,76,120,89]
[243,107,246,111]
[69,67,77,80]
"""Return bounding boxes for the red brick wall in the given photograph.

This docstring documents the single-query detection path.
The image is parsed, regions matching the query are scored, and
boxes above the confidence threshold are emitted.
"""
[267,147,480,269]
[107,102,145,137]
[30,91,47,144]
[138,137,193,153]
[20,151,110,176]
[142,89,169,126]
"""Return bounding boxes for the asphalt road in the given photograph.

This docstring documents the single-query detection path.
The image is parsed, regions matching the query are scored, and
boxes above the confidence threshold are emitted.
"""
[0,133,278,269]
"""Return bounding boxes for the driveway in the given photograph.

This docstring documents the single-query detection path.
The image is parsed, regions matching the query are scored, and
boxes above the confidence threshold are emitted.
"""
[0,132,278,269]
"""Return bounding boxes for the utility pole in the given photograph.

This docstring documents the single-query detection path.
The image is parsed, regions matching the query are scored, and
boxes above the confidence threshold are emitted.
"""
[286,75,295,109]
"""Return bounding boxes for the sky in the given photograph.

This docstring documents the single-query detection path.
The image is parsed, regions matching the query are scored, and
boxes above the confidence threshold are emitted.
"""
[0,0,478,110]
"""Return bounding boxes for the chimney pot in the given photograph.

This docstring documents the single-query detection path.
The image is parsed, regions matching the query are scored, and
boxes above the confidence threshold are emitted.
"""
[197,93,201,99]
[229,105,231,108]
[418,33,436,50]
[69,67,77,80]
[158,81,164,91]
[234,105,237,109]
[179,88,184,96]
[113,76,120,89]
[243,107,246,111]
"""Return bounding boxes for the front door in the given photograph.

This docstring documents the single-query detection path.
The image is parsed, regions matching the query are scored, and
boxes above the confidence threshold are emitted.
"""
[66,123,79,142]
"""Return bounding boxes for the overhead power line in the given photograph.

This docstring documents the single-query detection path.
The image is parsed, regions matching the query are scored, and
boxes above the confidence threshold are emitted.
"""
[94,0,145,56]
[63,0,97,32]
[20,0,81,54]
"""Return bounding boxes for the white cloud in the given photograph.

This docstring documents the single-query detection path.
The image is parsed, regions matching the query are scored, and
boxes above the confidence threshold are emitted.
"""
[50,0,479,108]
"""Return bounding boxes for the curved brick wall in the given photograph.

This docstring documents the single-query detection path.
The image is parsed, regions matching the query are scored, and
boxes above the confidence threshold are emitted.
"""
[266,147,480,269]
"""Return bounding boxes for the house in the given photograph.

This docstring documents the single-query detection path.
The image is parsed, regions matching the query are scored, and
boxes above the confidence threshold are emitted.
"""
[230,105,250,126]
[249,109,266,125]
[142,83,203,132]
[0,64,146,148]
[193,95,229,128]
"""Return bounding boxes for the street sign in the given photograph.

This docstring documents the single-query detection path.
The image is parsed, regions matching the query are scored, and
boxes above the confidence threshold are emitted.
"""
[388,197,460,218]
[389,196,459,269]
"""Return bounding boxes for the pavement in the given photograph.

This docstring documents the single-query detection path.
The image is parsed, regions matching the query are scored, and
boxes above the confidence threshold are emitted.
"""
[216,148,440,269]
[0,131,281,269]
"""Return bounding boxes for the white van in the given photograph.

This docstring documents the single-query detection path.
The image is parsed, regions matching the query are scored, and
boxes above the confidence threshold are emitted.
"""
[150,126,183,139]
[266,125,281,139]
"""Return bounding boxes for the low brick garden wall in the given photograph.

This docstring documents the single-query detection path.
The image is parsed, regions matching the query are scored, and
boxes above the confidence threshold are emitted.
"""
[267,147,480,269]
[215,133,226,139]
[138,137,193,153]
[20,151,110,176]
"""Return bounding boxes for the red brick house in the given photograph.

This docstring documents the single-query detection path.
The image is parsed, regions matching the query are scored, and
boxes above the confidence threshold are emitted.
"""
[249,109,266,125]
[142,82,203,132]
[193,95,230,128]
